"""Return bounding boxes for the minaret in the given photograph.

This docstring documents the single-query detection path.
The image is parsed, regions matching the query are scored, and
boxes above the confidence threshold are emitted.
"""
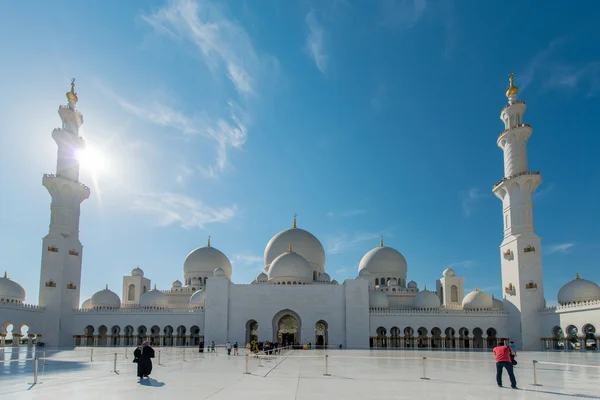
[492,73,545,351]
[39,79,90,347]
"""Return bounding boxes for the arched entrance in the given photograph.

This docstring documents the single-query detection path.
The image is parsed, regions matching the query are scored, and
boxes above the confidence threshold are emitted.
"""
[315,320,328,347]
[246,320,259,344]
[272,310,301,345]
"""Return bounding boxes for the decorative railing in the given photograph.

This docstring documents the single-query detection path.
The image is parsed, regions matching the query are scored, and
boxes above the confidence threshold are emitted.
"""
[47,245,59,253]
[370,307,508,315]
[498,123,532,139]
[0,302,44,310]
[69,249,79,256]
[524,245,536,253]
[76,304,204,313]
[501,99,526,112]
[43,173,90,192]
[540,299,600,313]
[493,170,540,190]
[58,104,83,118]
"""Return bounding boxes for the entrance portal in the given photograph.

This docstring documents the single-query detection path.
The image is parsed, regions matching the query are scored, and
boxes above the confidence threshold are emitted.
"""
[276,315,299,345]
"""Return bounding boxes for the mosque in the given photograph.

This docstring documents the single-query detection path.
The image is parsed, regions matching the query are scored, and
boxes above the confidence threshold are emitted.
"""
[1,75,599,351]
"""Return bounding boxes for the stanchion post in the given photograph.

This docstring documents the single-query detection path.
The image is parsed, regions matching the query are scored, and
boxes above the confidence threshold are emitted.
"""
[43,350,47,365]
[323,354,331,376]
[420,357,430,380]
[244,352,250,374]
[530,360,542,386]
[158,350,161,365]
[90,348,94,362]
[114,353,118,373]
[183,347,186,362]
[124,348,128,359]
[258,354,263,367]
[33,357,38,384]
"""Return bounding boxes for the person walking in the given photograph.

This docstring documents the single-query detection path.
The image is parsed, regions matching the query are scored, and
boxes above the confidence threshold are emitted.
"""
[493,340,517,389]
[233,341,239,355]
[133,341,155,380]
[211,341,216,353]
[227,341,232,356]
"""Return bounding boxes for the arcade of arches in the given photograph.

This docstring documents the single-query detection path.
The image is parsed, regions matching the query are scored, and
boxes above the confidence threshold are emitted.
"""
[371,327,503,349]
[73,324,203,347]
[542,324,599,351]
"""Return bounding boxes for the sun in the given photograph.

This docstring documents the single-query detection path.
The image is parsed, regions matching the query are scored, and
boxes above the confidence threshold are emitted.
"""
[75,147,108,174]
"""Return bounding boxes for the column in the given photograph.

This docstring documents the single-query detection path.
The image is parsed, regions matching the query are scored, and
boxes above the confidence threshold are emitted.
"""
[580,337,585,351]
[483,336,488,350]
[0,333,6,346]
[94,336,98,346]
[441,337,446,350]
[107,335,112,346]
[12,333,21,346]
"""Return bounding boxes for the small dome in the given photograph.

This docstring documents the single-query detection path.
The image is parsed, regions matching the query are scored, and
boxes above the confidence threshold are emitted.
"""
[268,251,313,283]
[442,267,455,277]
[90,286,121,309]
[358,244,408,279]
[184,243,232,280]
[557,274,600,305]
[492,295,504,310]
[264,223,325,274]
[131,267,144,277]
[369,290,389,308]
[407,280,417,289]
[331,279,339,285]
[462,288,493,310]
[189,290,206,306]
[140,287,169,307]
[81,298,92,309]
[0,272,26,303]
[412,289,441,309]
[214,267,226,277]
[318,272,331,282]
[256,272,268,283]
[172,280,182,288]
[358,269,371,278]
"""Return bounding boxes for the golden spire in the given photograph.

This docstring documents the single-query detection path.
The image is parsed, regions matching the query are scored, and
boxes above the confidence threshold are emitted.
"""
[424,284,427,291]
[293,214,297,229]
[66,78,79,104]
[288,243,293,252]
[3,271,7,279]
[576,272,580,280]
[207,235,211,247]
[153,284,157,290]
[380,236,384,247]
[506,72,519,98]
[475,286,479,291]
[105,284,108,290]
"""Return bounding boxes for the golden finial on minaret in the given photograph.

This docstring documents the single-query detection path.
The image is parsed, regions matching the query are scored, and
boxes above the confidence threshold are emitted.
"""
[293,214,297,229]
[66,78,79,104]
[153,284,157,290]
[3,271,7,279]
[506,72,519,98]
[475,286,479,291]
[380,236,384,247]
[105,284,108,290]
[207,235,211,247]
[288,243,293,252]
[424,284,427,291]
[576,272,580,280]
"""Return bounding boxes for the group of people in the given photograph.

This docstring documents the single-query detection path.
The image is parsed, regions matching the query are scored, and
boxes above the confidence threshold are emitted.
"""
[132,338,521,388]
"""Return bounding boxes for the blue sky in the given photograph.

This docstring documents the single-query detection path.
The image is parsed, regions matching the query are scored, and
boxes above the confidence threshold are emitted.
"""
[1,0,599,307]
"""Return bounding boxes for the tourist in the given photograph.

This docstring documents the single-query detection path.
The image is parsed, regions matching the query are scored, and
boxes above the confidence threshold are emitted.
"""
[211,340,216,353]
[233,341,239,355]
[509,341,517,366]
[493,340,517,388]
[227,341,232,355]
[199,340,204,353]
[133,341,155,380]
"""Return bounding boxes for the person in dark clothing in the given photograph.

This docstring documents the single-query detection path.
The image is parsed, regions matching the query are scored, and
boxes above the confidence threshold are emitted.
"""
[493,340,517,388]
[199,340,205,353]
[133,341,155,379]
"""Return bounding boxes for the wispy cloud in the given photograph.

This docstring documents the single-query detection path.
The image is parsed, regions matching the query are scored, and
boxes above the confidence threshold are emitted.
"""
[533,182,555,200]
[546,243,575,254]
[449,260,475,269]
[461,188,488,217]
[466,285,499,294]
[326,209,370,218]
[235,254,263,264]
[326,231,386,255]
[142,0,260,96]
[304,9,328,75]
[176,164,195,185]
[132,192,237,229]
[380,0,427,31]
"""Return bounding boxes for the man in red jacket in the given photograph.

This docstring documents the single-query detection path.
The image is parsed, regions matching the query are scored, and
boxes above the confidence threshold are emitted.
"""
[493,340,517,388]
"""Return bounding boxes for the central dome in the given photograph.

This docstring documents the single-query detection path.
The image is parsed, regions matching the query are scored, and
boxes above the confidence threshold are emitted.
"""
[184,239,232,281]
[90,285,121,309]
[264,218,325,275]
[358,242,407,280]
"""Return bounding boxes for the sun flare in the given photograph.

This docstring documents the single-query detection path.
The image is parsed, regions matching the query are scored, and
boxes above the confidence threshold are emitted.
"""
[76,147,108,174]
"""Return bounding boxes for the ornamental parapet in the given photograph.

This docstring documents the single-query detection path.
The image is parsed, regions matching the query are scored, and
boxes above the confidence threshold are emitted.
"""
[539,299,600,313]
[498,123,532,139]
[43,173,90,192]
[0,302,44,311]
[76,304,204,313]
[501,99,526,113]
[370,307,508,315]
[493,170,540,190]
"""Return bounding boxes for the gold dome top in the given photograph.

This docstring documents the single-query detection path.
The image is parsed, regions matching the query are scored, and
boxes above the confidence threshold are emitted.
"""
[66,78,78,104]
[506,72,519,98]
[293,214,297,229]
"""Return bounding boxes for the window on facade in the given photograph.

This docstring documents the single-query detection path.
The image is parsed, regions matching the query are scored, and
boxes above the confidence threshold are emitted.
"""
[451,285,458,302]
[127,284,135,301]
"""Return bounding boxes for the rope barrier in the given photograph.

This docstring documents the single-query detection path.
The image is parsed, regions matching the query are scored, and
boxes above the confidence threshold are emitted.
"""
[534,360,600,369]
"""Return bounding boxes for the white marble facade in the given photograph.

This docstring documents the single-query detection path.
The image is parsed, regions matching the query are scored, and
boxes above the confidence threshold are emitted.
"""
[1,77,600,351]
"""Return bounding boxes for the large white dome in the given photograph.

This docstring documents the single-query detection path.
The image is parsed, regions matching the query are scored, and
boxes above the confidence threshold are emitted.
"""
[140,287,169,307]
[0,273,25,303]
[557,274,600,305]
[264,220,325,275]
[358,242,407,280]
[412,289,441,309]
[184,241,232,280]
[369,290,390,308]
[81,298,91,309]
[90,286,121,309]
[268,250,313,283]
[462,288,493,310]
[492,295,504,310]
[189,290,206,306]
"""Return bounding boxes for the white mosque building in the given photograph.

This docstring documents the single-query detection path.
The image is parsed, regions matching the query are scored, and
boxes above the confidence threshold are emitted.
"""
[1,76,599,351]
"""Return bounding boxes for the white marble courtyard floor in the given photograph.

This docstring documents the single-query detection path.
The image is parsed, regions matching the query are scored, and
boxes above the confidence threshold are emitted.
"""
[1,347,600,399]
